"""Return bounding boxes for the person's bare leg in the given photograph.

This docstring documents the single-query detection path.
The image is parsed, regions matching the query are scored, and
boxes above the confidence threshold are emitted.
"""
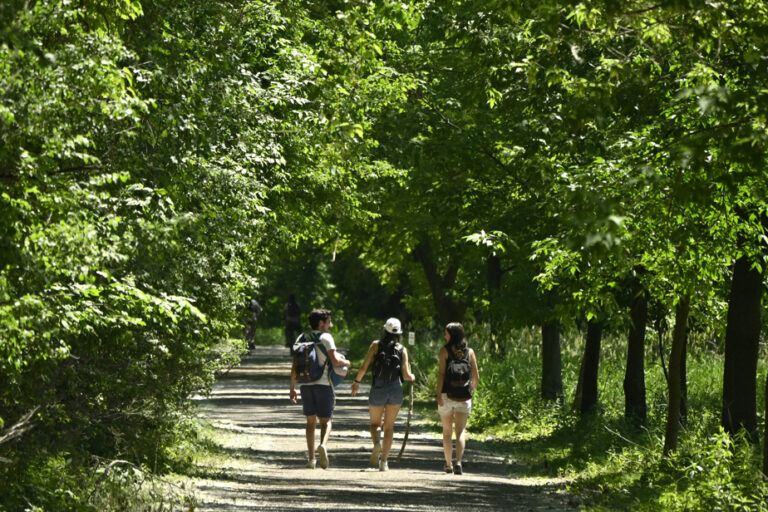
[369,406,384,445]
[369,406,384,465]
[440,413,454,468]
[453,412,469,463]
[319,418,332,446]
[317,418,332,468]
[381,404,402,462]
[306,415,317,461]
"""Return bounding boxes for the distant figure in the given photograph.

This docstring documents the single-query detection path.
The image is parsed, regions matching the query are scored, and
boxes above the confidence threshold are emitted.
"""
[350,317,415,472]
[436,322,479,475]
[244,296,263,350]
[283,294,302,349]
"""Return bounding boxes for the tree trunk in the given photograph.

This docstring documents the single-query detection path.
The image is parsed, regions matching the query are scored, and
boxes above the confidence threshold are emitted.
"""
[541,320,563,401]
[763,371,768,476]
[412,239,466,325]
[487,254,504,354]
[623,274,648,427]
[663,295,691,455]
[574,320,601,414]
[722,255,763,441]
[680,329,688,427]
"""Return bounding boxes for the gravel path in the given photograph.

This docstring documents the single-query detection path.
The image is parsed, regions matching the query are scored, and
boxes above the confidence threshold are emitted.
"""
[187,345,580,511]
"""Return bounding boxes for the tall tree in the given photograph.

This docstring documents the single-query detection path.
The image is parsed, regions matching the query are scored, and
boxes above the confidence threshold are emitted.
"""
[624,270,649,427]
[664,295,691,455]
[541,320,563,401]
[722,255,764,440]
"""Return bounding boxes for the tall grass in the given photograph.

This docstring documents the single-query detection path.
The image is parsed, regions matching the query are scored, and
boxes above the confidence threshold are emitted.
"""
[408,323,768,511]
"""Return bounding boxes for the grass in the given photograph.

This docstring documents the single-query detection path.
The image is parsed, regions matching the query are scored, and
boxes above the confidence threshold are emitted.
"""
[405,323,768,511]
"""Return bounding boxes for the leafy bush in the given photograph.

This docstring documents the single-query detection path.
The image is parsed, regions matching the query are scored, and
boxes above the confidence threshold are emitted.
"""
[407,324,768,511]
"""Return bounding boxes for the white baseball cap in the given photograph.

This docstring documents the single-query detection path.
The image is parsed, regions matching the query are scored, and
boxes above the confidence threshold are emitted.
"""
[384,317,402,334]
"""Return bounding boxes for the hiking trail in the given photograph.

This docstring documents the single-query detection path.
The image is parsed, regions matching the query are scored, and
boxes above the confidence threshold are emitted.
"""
[185,345,581,511]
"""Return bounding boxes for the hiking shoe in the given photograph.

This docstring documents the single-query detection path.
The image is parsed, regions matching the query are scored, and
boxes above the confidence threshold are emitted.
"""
[306,459,316,469]
[444,465,453,474]
[369,443,382,467]
[379,459,389,472]
[318,444,329,469]
[453,462,463,475]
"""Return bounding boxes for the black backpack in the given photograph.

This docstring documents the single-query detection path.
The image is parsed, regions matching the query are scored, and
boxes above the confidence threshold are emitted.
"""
[445,349,472,399]
[372,341,403,385]
[292,332,326,383]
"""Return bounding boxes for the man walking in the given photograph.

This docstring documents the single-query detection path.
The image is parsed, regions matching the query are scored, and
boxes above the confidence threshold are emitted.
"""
[244,296,263,350]
[283,294,302,350]
[289,308,350,469]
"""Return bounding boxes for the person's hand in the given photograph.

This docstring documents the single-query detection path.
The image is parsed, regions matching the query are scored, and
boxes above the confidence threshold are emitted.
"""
[437,394,443,406]
[350,381,360,396]
[289,388,298,403]
[407,372,415,382]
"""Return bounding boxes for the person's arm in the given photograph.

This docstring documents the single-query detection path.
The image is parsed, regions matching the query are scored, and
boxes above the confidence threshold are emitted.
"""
[401,346,415,382]
[350,341,378,396]
[328,348,350,367]
[289,364,298,403]
[436,347,447,406]
[469,348,480,391]
[320,333,350,367]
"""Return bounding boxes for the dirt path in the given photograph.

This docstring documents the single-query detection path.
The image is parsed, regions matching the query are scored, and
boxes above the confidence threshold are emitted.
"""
[186,345,580,511]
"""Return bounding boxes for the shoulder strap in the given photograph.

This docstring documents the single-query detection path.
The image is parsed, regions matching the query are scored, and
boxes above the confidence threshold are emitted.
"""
[314,336,332,369]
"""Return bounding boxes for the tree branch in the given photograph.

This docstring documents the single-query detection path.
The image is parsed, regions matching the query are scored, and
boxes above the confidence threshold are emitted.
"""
[624,4,663,16]
[0,407,39,453]
[49,164,103,176]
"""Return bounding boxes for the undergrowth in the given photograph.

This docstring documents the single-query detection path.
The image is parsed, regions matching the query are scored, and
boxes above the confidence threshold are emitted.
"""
[406,323,768,511]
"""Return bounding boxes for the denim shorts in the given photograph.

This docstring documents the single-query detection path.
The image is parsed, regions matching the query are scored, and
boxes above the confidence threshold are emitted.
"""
[368,380,403,407]
[300,385,335,418]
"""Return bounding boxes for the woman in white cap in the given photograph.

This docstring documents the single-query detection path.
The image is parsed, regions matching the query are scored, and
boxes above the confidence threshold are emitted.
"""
[350,317,415,471]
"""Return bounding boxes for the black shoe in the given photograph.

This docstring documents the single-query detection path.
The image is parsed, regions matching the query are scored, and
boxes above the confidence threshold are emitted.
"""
[453,462,463,475]
[444,465,453,474]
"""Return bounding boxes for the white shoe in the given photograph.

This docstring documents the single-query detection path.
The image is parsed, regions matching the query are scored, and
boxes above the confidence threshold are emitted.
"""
[379,459,389,472]
[318,444,329,469]
[369,443,382,467]
[306,459,316,469]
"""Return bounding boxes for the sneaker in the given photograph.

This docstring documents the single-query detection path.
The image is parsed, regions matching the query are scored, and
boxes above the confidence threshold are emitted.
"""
[379,459,389,472]
[444,465,453,474]
[453,462,463,475]
[369,443,382,467]
[318,444,329,469]
[306,459,316,469]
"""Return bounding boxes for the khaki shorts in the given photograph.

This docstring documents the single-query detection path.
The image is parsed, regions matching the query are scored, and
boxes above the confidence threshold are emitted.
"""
[438,393,471,416]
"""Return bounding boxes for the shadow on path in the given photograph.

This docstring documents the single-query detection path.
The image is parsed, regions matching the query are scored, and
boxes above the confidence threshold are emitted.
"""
[186,345,581,512]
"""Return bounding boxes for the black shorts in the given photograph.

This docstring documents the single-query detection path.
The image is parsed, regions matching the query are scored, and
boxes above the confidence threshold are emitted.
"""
[300,385,334,418]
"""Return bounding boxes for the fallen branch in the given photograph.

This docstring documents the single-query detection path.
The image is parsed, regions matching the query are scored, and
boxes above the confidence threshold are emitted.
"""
[603,425,650,451]
[0,407,40,452]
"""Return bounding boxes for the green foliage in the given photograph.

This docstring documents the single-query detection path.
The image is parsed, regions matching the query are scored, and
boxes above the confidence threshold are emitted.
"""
[445,326,768,511]
[3,0,768,509]
[1,0,396,508]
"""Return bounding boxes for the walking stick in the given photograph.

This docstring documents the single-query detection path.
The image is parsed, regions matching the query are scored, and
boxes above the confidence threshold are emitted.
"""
[396,380,414,463]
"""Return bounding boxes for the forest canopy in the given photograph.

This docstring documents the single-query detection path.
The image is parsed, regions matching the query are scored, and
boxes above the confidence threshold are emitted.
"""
[1,0,767,510]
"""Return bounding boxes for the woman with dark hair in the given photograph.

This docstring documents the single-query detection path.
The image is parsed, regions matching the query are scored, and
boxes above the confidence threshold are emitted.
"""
[350,318,415,471]
[436,322,479,474]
